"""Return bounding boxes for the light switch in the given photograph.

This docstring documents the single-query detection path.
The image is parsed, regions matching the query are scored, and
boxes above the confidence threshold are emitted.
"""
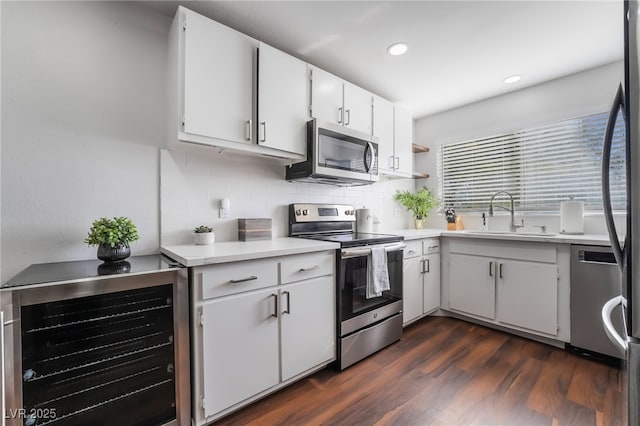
[219,198,231,218]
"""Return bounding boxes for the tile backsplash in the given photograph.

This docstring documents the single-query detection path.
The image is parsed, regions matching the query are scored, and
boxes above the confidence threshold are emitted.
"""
[160,146,416,245]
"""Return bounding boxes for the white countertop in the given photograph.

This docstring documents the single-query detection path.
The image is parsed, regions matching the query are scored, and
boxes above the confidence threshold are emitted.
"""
[161,237,340,267]
[382,228,613,245]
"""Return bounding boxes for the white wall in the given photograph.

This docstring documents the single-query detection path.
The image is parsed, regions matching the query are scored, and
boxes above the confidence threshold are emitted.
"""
[0,1,416,283]
[160,146,415,245]
[414,61,626,234]
[1,1,171,282]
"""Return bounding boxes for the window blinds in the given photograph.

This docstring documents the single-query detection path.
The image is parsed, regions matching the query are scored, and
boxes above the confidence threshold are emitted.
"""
[438,111,626,213]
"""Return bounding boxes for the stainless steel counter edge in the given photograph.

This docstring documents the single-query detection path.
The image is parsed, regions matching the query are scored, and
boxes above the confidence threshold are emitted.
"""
[382,228,613,245]
[160,237,341,267]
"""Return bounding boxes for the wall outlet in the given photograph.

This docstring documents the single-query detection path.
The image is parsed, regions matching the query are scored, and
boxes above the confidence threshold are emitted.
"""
[219,207,230,218]
[394,206,402,217]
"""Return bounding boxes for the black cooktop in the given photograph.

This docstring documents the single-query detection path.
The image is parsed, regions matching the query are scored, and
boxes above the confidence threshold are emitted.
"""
[300,232,403,248]
[2,254,184,289]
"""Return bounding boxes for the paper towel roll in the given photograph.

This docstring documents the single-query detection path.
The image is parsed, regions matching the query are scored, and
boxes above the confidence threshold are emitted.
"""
[560,200,584,234]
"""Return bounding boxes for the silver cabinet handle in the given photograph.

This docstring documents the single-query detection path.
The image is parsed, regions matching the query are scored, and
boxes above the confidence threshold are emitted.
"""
[389,156,395,169]
[259,121,267,142]
[270,293,279,318]
[406,249,418,255]
[299,265,319,272]
[394,156,399,169]
[345,109,351,125]
[425,258,430,273]
[283,291,291,315]
[245,119,253,141]
[229,275,258,284]
[338,107,343,124]
[602,295,627,354]
[499,263,503,279]
[489,261,493,277]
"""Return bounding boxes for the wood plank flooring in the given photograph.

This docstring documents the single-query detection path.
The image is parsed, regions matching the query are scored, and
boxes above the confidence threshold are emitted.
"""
[215,316,624,425]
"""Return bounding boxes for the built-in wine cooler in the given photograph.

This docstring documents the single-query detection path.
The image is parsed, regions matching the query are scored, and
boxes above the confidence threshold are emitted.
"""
[1,255,190,426]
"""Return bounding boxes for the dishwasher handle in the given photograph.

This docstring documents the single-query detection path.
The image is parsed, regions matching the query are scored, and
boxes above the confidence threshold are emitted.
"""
[601,295,628,355]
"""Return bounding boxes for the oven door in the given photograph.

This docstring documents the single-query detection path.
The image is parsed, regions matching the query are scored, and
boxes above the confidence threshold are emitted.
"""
[338,242,404,330]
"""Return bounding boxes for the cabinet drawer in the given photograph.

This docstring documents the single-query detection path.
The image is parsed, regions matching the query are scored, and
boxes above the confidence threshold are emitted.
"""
[422,238,440,254]
[404,240,423,259]
[280,252,334,284]
[200,259,278,299]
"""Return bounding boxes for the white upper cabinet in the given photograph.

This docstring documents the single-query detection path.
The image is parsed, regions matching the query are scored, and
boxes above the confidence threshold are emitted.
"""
[392,106,413,177]
[373,97,413,178]
[168,7,305,161]
[309,66,344,126]
[257,42,308,157]
[343,82,373,134]
[310,66,373,135]
[373,95,395,173]
[182,7,256,145]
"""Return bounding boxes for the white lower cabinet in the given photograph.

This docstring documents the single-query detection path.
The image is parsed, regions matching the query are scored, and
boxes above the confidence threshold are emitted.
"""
[201,289,279,417]
[192,251,336,425]
[444,238,560,338]
[422,252,441,314]
[402,238,440,326]
[496,259,558,335]
[280,276,335,381]
[449,253,496,320]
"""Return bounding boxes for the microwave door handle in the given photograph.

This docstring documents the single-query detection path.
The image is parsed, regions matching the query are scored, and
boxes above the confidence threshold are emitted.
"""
[601,83,625,269]
[364,142,374,173]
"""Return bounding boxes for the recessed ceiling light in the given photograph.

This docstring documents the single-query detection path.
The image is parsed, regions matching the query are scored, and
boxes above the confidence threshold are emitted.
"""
[387,42,408,56]
[504,75,522,84]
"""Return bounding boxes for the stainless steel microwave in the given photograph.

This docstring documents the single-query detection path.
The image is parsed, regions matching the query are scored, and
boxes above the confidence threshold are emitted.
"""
[286,119,379,186]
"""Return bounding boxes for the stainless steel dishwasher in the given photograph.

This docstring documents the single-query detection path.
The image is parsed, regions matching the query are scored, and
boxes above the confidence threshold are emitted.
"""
[570,245,625,361]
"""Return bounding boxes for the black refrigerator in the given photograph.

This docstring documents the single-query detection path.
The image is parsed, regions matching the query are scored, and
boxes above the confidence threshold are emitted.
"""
[601,1,640,424]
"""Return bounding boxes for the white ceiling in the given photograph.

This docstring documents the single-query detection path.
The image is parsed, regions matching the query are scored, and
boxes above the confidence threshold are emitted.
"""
[142,1,624,119]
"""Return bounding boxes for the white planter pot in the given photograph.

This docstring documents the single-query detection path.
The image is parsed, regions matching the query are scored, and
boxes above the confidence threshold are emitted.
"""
[194,232,215,245]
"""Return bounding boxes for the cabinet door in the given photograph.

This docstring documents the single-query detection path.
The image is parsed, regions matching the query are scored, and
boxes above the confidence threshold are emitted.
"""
[423,253,440,314]
[496,259,558,336]
[201,289,279,417]
[280,276,335,381]
[183,9,256,144]
[257,43,308,156]
[449,254,495,319]
[373,95,395,173]
[403,257,424,325]
[310,66,344,126]
[393,106,413,176]
[343,82,373,134]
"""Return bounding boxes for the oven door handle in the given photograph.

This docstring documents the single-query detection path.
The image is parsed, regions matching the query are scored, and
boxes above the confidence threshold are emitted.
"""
[341,243,406,259]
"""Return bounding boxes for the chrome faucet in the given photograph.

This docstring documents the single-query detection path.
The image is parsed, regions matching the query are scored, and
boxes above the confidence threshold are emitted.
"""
[488,191,519,232]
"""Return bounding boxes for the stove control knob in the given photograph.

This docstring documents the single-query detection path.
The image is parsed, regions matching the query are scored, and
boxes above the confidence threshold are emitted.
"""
[295,209,302,216]
[302,209,309,216]
[345,210,351,215]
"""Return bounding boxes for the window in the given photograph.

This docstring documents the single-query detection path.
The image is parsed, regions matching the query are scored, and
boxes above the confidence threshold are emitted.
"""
[437,111,626,213]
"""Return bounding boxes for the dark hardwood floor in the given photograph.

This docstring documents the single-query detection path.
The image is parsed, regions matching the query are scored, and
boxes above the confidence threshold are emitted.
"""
[216,316,624,425]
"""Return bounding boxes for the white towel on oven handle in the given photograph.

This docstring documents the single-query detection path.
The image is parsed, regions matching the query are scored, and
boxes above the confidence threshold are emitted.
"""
[366,246,390,299]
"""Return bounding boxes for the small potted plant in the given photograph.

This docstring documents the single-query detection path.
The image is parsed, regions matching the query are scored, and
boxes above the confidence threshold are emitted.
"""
[393,186,438,229]
[85,217,139,263]
[193,225,215,245]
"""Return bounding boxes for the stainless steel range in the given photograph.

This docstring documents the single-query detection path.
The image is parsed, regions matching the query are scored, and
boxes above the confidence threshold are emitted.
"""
[289,203,404,369]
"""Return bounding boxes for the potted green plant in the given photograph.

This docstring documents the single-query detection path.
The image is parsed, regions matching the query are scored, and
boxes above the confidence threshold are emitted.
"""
[193,225,215,245]
[85,217,139,263]
[393,187,438,229]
